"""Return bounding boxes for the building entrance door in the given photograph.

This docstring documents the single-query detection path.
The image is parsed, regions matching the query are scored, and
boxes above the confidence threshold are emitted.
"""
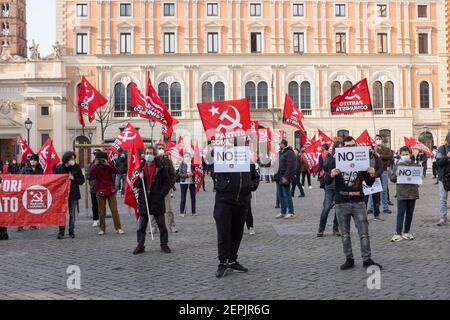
[0,139,17,162]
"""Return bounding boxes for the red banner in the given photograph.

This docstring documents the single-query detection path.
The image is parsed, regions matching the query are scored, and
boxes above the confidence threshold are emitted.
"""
[0,174,70,226]
[38,138,61,174]
[301,140,323,174]
[78,76,108,118]
[330,78,373,115]
[282,94,305,132]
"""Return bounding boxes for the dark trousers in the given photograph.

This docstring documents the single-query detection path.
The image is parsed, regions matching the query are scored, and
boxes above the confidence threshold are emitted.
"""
[319,189,339,231]
[137,214,168,247]
[291,174,305,196]
[0,226,7,234]
[91,192,99,221]
[180,183,196,214]
[432,162,438,178]
[396,200,416,234]
[365,192,381,217]
[59,199,77,236]
[213,196,249,263]
[301,172,311,187]
[246,206,254,229]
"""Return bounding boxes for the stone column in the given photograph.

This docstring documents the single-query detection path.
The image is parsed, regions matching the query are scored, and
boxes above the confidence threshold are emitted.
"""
[52,96,65,153]
[321,1,327,53]
[278,1,284,54]
[396,2,402,54]
[227,0,233,53]
[191,65,199,115]
[184,0,190,53]
[97,0,103,54]
[140,0,147,54]
[355,1,361,54]
[184,65,191,114]
[313,0,319,53]
[271,0,276,53]
[149,0,155,53]
[362,1,369,53]
[404,2,410,54]
[192,0,198,53]
[235,0,241,53]
[105,0,111,54]
[227,65,234,99]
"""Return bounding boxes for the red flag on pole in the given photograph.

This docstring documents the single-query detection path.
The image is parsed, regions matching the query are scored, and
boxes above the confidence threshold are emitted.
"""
[110,123,145,153]
[404,137,432,156]
[282,94,305,132]
[78,76,108,118]
[18,135,34,165]
[356,129,375,146]
[318,129,333,145]
[192,168,205,194]
[124,140,142,219]
[37,138,61,174]
[301,140,323,174]
[330,78,373,115]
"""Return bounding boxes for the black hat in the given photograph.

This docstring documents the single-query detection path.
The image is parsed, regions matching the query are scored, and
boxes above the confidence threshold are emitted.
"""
[95,151,108,160]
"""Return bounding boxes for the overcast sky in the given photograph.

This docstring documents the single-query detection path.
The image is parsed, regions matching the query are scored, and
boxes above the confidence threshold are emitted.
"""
[26,0,55,57]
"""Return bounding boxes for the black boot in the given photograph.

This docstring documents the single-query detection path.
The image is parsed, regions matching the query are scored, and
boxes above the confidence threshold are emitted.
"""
[340,258,355,270]
[228,261,248,273]
[215,263,229,278]
[363,259,383,270]
[133,245,145,255]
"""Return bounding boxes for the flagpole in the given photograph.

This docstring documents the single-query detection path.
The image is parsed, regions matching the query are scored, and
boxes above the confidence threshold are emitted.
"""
[271,73,275,130]
[141,176,154,241]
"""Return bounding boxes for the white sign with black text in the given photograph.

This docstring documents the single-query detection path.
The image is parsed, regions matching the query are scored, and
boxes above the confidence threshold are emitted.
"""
[214,146,251,173]
[335,147,370,173]
[362,178,383,196]
[397,166,423,185]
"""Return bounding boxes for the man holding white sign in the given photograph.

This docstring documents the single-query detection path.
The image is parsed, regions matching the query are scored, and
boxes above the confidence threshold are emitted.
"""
[335,145,370,173]
[325,136,383,271]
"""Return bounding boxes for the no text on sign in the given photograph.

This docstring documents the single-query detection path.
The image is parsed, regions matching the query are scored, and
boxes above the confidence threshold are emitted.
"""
[214,146,250,173]
[335,146,370,172]
[397,166,423,185]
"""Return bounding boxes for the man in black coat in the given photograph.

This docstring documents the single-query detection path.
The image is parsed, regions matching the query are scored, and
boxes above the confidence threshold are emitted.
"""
[211,162,260,278]
[274,139,296,218]
[133,146,172,255]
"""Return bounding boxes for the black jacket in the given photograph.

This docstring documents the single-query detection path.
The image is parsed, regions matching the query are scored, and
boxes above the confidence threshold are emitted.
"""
[8,163,20,174]
[116,157,128,175]
[274,147,296,182]
[212,164,260,203]
[133,159,171,217]
[20,164,44,175]
[53,163,85,201]
[436,144,450,181]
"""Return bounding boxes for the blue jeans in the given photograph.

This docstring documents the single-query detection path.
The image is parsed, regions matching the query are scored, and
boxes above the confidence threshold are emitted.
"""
[59,199,77,235]
[368,171,389,211]
[276,182,294,214]
[291,174,305,196]
[319,190,339,231]
[396,199,416,234]
[438,181,448,220]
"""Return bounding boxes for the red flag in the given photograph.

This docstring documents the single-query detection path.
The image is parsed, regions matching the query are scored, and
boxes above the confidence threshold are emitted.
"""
[197,98,251,141]
[356,130,375,146]
[301,140,323,174]
[282,94,305,132]
[164,141,176,153]
[124,140,142,219]
[129,73,177,128]
[78,76,108,118]
[330,78,372,115]
[111,123,144,152]
[105,147,117,163]
[404,137,432,156]
[18,135,34,165]
[162,118,178,140]
[192,143,202,166]
[318,129,333,145]
[77,104,86,127]
[192,168,205,194]
[37,138,60,174]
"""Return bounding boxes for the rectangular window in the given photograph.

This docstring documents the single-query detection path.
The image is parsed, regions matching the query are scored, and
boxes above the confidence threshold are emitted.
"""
[335,33,346,53]
[41,134,50,147]
[377,4,387,17]
[120,33,131,53]
[40,106,50,116]
[335,4,346,17]
[76,4,88,17]
[293,3,304,17]
[418,33,428,54]
[417,5,427,18]
[250,3,261,16]
[164,32,175,53]
[293,32,305,53]
[250,32,262,53]
[377,33,388,53]
[207,32,219,53]
[76,33,88,54]
[207,3,218,16]
[120,3,131,16]
[163,3,175,16]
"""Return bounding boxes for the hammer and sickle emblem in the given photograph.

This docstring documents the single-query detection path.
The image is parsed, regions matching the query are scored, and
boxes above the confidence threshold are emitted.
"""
[216,105,242,132]
[345,83,362,100]
[31,192,44,203]
[118,128,137,142]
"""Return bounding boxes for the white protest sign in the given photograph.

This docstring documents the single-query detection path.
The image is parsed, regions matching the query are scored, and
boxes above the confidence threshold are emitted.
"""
[335,146,370,172]
[363,178,383,196]
[214,146,251,173]
[397,166,423,185]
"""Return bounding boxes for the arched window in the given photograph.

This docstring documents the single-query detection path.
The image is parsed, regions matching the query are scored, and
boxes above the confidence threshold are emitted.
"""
[170,82,181,111]
[331,81,341,99]
[214,81,225,101]
[114,83,126,117]
[201,81,213,102]
[158,82,170,107]
[245,82,256,109]
[257,82,268,109]
[384,81,394,109]
[337,129,349,140]
[372,81,383,109]
[420,81,430,108]
[379,129,391,149]
[288,81,299,108]
[300,81,311,109]
[343,81,353,92]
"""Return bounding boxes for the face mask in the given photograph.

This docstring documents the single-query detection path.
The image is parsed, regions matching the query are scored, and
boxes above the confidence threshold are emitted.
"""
[30,160,37,166]
[401,155,410,162]
[184,157,191,163]
[69,160,76,166]
[157,149,164,156]
[145,155,154,162]
[376,140,383,146]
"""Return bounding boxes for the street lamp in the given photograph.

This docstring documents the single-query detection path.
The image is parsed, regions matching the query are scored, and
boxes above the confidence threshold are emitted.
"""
[271,73,275,130]
[24,118,33,145]
[88,130,93,143]
[149,120,156,146]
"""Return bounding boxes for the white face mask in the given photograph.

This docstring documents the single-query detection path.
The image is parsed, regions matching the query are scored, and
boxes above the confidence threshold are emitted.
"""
[157,149,164,156]
[375,140,383,146]
[69,160,76,166]
[401,155,410,162]
[30,160,37,166]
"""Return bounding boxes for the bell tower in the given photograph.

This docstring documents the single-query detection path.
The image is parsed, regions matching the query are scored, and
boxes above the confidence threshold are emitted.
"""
[1,0,27,57]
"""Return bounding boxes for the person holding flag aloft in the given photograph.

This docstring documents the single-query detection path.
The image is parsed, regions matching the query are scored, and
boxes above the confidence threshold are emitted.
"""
[133,146,172,255]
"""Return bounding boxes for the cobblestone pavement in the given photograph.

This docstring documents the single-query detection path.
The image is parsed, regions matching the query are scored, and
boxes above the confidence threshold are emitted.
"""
[1,175,449,300]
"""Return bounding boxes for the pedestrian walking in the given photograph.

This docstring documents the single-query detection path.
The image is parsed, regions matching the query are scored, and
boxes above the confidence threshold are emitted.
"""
[85,149,101,227]
[178,152,197,216]
[274,140,296,219]
[435,132,450,226]
[115,153,127,196]
[257,153,272,183]
[291,148,305,198]
[366,145,384,222]
[432,146,438,182]
[325,136,383,271]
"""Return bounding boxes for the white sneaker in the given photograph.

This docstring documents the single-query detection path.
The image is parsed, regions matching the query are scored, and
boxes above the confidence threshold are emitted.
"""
[179,214,186,218]
[116,229,125,234]
[249,227,255,235]
[402,233,414,240]
[276,213,286,219]
[170,226,178,233]
[391,234,403,242]
[92,220,99,227]
[98,230,105,235]
[284,214,295,219]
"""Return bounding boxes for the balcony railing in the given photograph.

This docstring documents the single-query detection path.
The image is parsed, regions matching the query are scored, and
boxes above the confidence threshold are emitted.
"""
[374,108,396,115]
[301,109,312,116]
